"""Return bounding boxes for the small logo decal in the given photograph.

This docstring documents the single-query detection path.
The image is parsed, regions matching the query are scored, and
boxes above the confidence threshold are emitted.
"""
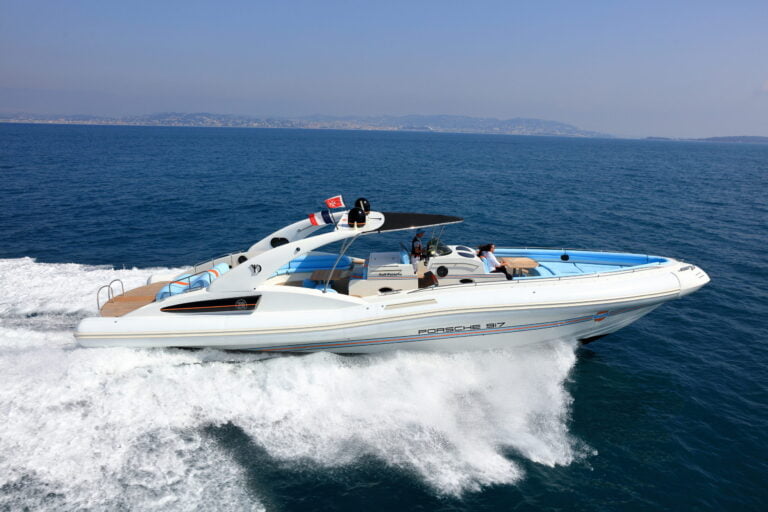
[593,311,609,322]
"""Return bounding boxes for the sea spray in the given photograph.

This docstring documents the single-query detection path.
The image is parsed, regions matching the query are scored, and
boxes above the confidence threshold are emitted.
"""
[0,258,585,508]
[0,257,178,322]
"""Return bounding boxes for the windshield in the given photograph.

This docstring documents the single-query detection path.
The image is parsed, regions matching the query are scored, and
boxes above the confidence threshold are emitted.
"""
[427,238,452,256]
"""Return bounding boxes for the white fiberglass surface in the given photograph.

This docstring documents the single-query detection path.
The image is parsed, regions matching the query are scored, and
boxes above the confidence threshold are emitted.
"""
[0,257,590,508]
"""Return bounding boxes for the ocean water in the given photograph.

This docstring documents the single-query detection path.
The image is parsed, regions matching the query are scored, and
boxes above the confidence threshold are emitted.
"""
[0,123,766,510]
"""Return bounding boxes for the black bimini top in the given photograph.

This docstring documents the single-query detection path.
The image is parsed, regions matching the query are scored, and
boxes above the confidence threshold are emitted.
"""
[377,212,463,233]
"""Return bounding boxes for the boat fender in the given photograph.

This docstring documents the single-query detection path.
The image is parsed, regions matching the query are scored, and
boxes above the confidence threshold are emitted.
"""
[561,254,570,261]
[347,207,366,227]
[354,197,371,213]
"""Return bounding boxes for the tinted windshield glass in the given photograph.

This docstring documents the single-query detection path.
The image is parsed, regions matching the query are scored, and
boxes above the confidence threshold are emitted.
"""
[428,239,452,256]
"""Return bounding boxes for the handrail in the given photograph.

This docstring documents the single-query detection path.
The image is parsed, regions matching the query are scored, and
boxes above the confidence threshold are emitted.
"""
[177,270,209,290]
[96,285,111,310]
[97,279,125,310]
[109,279,124,296]
[494,246,668,261]
[192,250,246,273]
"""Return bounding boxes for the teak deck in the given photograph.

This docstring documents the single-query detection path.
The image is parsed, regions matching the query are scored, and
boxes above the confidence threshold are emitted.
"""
[500,257,539,269]
[100,281,170,317]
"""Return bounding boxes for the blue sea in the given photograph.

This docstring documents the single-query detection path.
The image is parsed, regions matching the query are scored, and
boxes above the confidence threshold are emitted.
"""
[0,123,766,511]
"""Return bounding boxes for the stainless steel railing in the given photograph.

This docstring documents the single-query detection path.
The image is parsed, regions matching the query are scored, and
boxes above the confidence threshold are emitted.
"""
[97,279,124,310]
[191,250,247,273]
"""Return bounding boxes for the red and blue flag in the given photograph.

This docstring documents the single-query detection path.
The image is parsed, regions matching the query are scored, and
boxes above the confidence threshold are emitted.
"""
[308,209,334,226]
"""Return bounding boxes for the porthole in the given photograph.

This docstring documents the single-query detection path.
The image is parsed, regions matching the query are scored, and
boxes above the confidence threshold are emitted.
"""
[379,287,393,293]
[436,266,449,277]
[460,279,474,284]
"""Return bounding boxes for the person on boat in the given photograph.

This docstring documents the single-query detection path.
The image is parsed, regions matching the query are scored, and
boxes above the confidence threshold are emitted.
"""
[478,243,513,280]
[411,231,425,273]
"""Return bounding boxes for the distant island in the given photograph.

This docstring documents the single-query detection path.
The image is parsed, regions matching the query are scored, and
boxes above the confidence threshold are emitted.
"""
[646,136,768,144]
[0,112,610,138]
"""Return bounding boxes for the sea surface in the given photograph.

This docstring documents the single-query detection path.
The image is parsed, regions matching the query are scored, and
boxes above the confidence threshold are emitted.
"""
[0,123,766,511]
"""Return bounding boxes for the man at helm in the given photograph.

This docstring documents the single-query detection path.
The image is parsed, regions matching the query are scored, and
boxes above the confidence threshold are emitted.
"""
[410,231,425,273]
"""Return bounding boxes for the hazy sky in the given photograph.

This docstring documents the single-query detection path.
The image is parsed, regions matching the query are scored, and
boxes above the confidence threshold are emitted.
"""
[1,0,767,137]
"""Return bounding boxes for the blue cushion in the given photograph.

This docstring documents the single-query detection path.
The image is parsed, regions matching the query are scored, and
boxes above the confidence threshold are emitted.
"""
[211,262,230,276]
[274,253,353,275]
[156,263,230,301]
[290,254,352,271]
[156,273,192,300]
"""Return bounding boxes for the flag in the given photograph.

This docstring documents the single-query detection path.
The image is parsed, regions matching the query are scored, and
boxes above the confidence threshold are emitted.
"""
[308,209,334,226]
[324,195,345,209]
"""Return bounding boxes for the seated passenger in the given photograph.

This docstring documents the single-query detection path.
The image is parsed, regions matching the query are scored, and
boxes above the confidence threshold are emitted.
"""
[478,243,512,280]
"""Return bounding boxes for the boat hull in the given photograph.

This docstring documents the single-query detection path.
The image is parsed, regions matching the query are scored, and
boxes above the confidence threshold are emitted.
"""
[76,261,709,353]
[76,292,671,353]
[243,302,663,353]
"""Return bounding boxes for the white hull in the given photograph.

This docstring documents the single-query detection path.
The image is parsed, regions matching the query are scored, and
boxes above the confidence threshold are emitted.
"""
[77,260,708,353]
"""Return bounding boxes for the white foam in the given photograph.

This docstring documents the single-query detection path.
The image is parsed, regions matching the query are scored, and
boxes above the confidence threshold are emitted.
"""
[0,257,585,508]
[0,257,162,316]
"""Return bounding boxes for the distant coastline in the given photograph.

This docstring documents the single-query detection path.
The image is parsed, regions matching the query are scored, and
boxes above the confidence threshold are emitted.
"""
[0,112,609,138]
[646,135,768,144]
[4,113,765,142]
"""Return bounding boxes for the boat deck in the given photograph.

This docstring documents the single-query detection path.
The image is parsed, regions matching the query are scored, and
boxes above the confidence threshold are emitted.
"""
[494,248,667,278]
[100,282,169,317]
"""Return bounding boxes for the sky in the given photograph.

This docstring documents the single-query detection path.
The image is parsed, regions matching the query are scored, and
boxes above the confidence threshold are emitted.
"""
[1,0,767,138]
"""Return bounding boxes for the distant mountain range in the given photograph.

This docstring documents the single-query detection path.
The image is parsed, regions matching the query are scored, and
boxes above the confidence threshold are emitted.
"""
[5,112,765,141]
[0,111,610,138]
[299,114,610,137]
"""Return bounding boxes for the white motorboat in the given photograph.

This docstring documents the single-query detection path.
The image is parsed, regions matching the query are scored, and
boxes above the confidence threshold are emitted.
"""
[75,198,710,352]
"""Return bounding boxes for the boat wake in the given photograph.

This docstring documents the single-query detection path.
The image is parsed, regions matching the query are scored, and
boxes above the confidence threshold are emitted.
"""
[0,258,588,509]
